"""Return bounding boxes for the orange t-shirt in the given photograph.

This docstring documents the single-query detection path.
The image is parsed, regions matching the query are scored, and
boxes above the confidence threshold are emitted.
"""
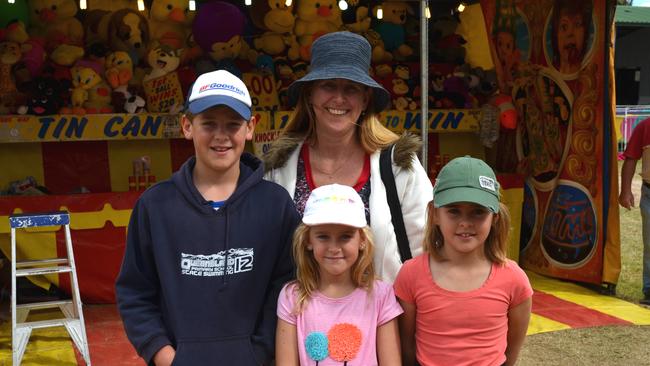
[393,254,533,366]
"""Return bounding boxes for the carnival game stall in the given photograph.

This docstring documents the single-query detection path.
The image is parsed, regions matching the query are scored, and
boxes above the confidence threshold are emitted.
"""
[0,0,620,303]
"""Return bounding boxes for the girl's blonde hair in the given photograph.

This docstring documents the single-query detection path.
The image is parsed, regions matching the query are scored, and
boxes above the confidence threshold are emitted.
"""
[290,223,376,312]
[282,82,399,154]
[423,201,511,265]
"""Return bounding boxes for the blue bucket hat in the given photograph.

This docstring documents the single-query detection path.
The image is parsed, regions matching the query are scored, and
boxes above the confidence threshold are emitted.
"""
[287,31,391,113]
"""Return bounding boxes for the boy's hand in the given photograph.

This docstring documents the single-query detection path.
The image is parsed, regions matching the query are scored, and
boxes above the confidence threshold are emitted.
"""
[153,345,176,366]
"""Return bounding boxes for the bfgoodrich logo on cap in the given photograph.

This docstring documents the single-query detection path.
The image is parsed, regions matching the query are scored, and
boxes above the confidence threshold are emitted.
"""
[187,70,252,119]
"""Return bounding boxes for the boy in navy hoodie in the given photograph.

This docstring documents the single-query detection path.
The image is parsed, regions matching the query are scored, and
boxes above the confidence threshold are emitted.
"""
[115,70,299,366]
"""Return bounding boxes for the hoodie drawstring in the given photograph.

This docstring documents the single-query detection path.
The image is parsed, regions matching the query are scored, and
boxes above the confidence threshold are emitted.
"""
[222,207,230,287]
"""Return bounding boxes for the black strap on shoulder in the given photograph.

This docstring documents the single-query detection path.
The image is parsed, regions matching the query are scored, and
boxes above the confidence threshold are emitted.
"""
[379,145,412,263]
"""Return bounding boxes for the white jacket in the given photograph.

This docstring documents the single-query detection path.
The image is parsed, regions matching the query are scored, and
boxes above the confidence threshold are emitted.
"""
[264,138,433,282]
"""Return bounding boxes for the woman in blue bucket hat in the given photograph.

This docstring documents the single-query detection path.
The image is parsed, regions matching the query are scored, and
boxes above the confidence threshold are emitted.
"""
[264,31,432,283]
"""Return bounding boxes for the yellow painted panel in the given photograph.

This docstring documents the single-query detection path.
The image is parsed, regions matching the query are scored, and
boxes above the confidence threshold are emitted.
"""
[438,133,485,161]
[0,231,59,289]
[528,271,650,325]
[527,313,571,335]
[108,139,172,192]
[0,309,77,365]
[0,142,44,188]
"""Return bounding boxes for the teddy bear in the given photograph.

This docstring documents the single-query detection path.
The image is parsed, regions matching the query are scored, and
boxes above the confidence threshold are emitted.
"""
[251,0,300,60]
[294,0,342,60]
[373,1,413,60]
[28,0,84,52]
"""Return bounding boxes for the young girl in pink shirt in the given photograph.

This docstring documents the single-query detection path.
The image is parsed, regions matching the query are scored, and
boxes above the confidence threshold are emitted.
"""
[276,184,403,366]
[394,157,533,366]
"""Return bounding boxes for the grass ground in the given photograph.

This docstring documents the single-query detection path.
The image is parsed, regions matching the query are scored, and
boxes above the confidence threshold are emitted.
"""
[517,160,648,365]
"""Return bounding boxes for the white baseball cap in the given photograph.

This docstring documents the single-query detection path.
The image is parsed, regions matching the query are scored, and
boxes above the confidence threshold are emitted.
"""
[187,70,252,119]
[303,184,367,228]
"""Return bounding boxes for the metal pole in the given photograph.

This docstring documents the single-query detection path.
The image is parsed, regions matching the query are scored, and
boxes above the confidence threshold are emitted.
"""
[420,0,429,169]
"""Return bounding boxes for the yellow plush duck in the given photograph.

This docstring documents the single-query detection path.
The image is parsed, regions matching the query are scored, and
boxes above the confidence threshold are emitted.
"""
[294,0,342,60]
[253,0,300,60]
[149,0,195,51]
[105,51,134,92]
[28,0,84,50]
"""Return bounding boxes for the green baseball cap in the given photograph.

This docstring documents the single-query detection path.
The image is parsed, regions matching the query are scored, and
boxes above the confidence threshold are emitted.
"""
[433,156,500,213]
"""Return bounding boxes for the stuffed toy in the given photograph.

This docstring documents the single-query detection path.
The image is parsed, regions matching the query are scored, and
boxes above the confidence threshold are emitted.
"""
[0,41,23,114]
[17,76,69,115]
[142,45,184,112]
[142,45,180,83]
[430,15,466,65]
[149,0,195,50]
[112,87,145,113]
[252,0,299,60]
[64,63,112,114]
[294,0,342,60]
[494,94,517,129]
[105,51,133,91]
[0,21,36,111]
[84,9,150,65]
[86,0,138,11]
[193,1,255,74]
[341,0,371,34]
[394,95,417,111]
[41,44,84,85]
[28,0,83,51]
[273,56,295,108]
[373,1,413,60]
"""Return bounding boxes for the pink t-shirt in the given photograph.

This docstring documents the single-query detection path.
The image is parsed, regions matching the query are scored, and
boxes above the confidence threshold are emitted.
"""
[277,280,403,366]
[393,254,533,366]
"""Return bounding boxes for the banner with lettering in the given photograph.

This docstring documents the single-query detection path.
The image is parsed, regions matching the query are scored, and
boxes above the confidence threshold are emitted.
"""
[0,114,182,142]
[252,109,481,157]
[481,0,619,284]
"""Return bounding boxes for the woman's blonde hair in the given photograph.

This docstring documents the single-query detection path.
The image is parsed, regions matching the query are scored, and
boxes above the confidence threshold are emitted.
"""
[281,82,399,154]
[423,201,511,265]
[290,223,376,312]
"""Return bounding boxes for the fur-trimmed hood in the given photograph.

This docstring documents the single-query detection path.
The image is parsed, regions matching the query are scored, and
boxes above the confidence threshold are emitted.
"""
[263,132,423,173]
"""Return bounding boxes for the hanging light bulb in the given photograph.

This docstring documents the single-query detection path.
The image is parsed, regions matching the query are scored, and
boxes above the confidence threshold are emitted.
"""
[138,0,145,11]
[376,7,383,19]
[425,6,431,19]
[285,0,292,5]
[338,0,347,10]
[189,0,195,11]
[8,0,15,3]
[457,2,466,12]
[79,0,86,9]
[245,0,252,5]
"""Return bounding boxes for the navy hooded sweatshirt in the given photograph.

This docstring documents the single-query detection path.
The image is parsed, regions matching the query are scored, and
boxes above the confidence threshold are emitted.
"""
[115,153,299,365]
